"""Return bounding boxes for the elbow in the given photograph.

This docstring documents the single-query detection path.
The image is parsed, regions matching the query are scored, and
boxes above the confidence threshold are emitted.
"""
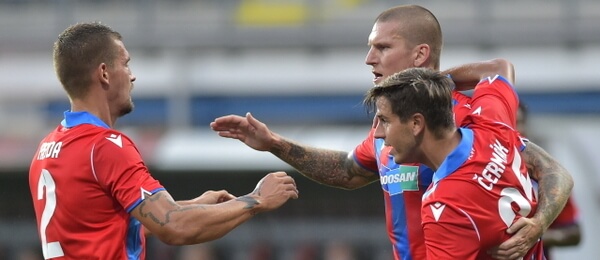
[488,58,515,83]
[561,167,575,193]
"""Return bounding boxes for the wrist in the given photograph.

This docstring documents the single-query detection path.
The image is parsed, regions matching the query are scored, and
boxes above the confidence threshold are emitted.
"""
[268,134,287,155]
[237,194,262,215]
[531,213,551,232]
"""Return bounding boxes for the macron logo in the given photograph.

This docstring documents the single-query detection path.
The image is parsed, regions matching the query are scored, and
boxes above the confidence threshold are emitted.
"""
[472,106,482,115]
[106,134,123,148]
[141,188,152,200]
[430,202,446,222]
[486,74,500,84]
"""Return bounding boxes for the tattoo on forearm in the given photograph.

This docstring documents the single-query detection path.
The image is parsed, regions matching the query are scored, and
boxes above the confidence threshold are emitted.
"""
[236,196,259,209]
[272,140,373,187]
[137,192,206,226]
[524,142,572,228]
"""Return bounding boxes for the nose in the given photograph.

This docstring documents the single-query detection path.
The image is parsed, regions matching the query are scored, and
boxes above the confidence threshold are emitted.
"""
[131,74,136,82]
[373,119,385,139]
[365,47,377,66]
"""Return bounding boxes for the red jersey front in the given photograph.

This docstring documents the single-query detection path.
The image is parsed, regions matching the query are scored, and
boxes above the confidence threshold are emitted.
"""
[29,111,164,259]
[421,75,544,259]
[353,90,472,260]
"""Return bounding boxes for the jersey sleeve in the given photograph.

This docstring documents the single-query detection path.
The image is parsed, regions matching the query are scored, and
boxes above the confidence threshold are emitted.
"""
[352,128,378,173]
[422,203,481,259]
[452,90,472,124]
[469,75,519,128]
[92,132,165,213]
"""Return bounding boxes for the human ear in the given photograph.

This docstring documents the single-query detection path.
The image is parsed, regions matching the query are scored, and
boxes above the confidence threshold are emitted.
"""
[411,113,426,136]
[413,44,430,68]
[98,63,109,86]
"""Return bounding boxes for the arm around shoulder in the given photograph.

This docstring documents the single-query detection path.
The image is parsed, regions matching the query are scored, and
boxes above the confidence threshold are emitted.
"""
[442,58,515,91]
[521,141,574,231]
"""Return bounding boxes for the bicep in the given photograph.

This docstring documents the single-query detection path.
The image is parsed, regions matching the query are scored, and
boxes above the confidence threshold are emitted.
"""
[345,158,379,188]
[130,190,187,236]
[348,139,380,188]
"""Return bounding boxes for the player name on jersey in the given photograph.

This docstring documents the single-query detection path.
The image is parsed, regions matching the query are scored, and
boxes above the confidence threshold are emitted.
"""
[36,141,63,160]
[476,139,509,191]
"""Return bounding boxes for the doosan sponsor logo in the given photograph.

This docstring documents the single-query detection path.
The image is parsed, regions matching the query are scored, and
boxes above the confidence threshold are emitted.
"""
[380,171,418,185]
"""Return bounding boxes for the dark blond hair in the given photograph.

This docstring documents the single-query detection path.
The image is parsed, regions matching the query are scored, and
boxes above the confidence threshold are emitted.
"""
[53,22,122,99]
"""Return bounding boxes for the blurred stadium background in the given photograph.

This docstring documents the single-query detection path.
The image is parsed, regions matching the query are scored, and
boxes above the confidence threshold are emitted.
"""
[1,0,599,259]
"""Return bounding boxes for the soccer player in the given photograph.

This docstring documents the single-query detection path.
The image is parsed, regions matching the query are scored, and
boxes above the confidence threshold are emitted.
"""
[363,66,573,259]
[28,22,299,260]
[210,5,573,260]
[211,5,572,260]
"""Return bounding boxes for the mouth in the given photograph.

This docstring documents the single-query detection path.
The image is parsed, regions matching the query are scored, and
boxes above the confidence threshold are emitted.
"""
[372,71,383,84]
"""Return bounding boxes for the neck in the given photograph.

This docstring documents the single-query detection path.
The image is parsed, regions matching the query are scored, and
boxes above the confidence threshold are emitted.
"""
[420,128,461,171]
[70,98,115,128]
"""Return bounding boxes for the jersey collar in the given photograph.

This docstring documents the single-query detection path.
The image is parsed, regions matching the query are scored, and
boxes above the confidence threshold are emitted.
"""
[61,111,110,129]
[432,127,474,184]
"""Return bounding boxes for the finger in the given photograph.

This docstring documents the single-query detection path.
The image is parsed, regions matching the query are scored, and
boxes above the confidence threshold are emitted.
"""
[246,112,263,129]
[216,132,242,139]
[214,115,243,123]
[220,193,236,202]
[290,191,299,199]
[271,171,288,177]
[487,246,511,259]
[287,187,300,199]
[506,218,527,234]
[280,175,296,185]
[495,239,518,252]
[288,176,297,187]
[488,250,511,260]
[216,190,235,198]
[211,116,245,130]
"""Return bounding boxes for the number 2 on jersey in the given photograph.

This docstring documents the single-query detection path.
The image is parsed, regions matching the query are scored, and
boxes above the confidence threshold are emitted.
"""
[37,169,65,259]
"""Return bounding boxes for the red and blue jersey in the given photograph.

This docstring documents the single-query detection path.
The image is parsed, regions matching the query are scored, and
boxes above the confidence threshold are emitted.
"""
[29,111,164,260]
[421,75,545,259]
[353,90,471,260]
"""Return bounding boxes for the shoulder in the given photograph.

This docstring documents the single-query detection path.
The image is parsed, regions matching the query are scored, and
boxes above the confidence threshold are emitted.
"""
[89,129,139,158]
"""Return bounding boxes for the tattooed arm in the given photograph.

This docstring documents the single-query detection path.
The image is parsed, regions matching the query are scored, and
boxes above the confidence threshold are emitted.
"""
[489,141,574,260]
[133,171,298,245]
[211,112,379,189]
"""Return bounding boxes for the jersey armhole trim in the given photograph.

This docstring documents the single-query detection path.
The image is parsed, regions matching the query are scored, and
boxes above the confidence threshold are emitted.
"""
[126,188,167,213]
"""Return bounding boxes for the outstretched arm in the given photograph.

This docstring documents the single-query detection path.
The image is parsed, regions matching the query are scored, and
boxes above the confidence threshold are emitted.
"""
[442,58,515,91]
[210,112,378,189]
[144,190,236,237]
[489,141,574,260]
[133,171,299,245]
